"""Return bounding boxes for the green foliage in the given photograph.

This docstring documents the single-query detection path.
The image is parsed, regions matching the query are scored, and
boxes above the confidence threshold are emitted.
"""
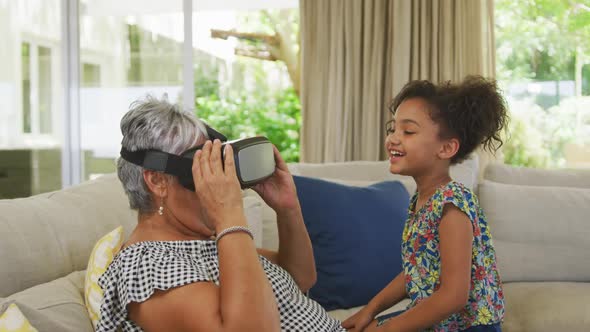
[495,0,590,82]
[192,8,301,163]
[237,9,300,44]
[194,65,220,97]
[194,88,301,163]
[503,117,550,168]
[502,97,590,168]
[497,0,590,168]
[583,64,590,95]
[190,9,302,163]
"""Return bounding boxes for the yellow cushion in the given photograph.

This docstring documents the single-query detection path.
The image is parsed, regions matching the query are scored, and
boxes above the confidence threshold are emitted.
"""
[84,226,124,330]
[0,303,38,332]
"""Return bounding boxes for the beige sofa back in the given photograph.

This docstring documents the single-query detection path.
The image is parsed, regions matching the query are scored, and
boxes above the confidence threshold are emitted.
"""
[480,163,590,283]
[484,162,590,187]
[0,174,136,297]
[5,157,586,297]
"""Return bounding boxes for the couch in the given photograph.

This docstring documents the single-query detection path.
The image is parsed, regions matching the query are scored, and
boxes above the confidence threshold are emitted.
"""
[1,157,589,331]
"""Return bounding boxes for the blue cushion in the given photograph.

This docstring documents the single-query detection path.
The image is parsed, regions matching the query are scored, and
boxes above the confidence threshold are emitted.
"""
[293,175,410,310]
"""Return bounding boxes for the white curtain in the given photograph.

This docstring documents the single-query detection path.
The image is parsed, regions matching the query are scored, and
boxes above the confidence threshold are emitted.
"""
[299,0,495,163]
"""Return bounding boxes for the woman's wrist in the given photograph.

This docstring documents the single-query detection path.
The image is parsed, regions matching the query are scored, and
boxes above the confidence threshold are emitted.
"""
[275,202,302,221]
[215,226,254,244]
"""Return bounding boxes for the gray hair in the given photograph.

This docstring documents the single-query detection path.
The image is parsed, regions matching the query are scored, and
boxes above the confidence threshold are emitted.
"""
[117,95,208,214]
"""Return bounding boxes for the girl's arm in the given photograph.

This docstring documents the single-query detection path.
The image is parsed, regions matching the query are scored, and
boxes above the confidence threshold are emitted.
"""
[342,269,407,331]
[365,271,408,316]
[367,204,473,332]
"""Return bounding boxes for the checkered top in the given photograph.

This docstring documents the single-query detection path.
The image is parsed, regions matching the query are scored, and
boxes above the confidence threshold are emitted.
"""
[96,240,346,332]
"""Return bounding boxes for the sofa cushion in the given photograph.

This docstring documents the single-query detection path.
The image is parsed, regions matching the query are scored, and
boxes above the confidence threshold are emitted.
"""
[84,226,124,329]
[327,283,590,332]
[501,282,590,332]
[328,283,590,332]
[293,175,409,310]
[484,162,590,188]
[0,174,262,298]
[0,302,40,331]
[6,271,93,332]
[243,196,263,248]
[478,180,590,282]
[253,179,395,252]
[322,178,417,196]
[0,174,136,297]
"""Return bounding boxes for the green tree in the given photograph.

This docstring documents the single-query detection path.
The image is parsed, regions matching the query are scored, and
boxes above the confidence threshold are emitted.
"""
[211,9,300,96]
[496,0,590,88]
[496,0,590,168]
[503,116,550,168]
[195,9,302,162]
[195,88,301,162]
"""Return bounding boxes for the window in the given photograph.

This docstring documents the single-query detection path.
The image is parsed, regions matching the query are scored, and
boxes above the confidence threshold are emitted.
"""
[38,45,52,134]
[20,41,55,135]
[0,0,62,199]
[192,8,301,162]
[496,0,590,169]
[21,42,31,133]
[80,0,185,180]
[82,63,101,87]
[0,0,300,198]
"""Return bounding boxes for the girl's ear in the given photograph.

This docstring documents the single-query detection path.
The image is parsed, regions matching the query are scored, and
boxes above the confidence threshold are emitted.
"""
[438,137,460,161]
[143,170,168,197]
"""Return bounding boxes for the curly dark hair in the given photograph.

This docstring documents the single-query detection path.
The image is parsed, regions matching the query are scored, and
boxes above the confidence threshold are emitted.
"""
[389,75,509,164]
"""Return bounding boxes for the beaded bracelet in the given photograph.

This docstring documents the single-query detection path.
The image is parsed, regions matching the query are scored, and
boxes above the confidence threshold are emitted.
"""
[215,226,254,245]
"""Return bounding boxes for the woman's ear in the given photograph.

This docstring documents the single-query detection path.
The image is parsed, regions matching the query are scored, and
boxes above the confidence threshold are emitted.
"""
[143,170,168,197]
[438,137,460,161]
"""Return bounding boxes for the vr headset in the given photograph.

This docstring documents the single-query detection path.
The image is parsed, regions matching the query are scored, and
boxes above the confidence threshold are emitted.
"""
[120,124,276,190]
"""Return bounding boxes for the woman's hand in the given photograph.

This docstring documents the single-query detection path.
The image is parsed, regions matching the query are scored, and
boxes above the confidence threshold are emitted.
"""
[342,307,375,332]
[252,145,300,215]
[192,139,245,232]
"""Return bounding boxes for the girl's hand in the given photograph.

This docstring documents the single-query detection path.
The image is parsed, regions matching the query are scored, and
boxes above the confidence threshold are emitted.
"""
[342,307,375,332]
[252,145,300,215]
[192,139,245,232]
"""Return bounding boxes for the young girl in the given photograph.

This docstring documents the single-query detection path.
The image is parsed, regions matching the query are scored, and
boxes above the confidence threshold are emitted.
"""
[342,76,507,332]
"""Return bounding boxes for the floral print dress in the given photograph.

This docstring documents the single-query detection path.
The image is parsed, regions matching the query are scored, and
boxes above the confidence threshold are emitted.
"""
[401,181,504,331]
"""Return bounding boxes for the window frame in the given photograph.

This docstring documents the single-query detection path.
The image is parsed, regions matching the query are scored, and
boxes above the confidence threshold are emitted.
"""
[19,36,59,140]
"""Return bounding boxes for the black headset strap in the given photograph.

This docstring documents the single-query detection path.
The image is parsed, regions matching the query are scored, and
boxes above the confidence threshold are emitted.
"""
[119,121,225,177]
[204,123,227,142]
[120,148,193,178]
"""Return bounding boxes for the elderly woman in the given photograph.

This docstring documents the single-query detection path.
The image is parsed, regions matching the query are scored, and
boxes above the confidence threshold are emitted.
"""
[96,96,345,332]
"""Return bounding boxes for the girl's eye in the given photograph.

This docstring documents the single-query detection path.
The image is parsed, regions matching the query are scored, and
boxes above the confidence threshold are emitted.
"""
[404,131,415,135]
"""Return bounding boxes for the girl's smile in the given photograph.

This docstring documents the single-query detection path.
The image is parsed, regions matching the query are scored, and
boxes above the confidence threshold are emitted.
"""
[388,148,406,163]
